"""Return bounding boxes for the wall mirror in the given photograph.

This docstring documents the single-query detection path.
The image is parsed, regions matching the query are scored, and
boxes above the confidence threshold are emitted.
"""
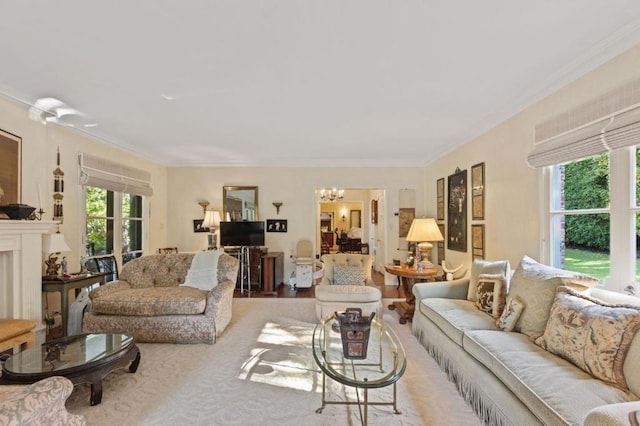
[223,186,258,221]
[350,210,361,228]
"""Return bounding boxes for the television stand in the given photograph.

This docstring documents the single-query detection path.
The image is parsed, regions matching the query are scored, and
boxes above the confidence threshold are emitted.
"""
[224,246,266,296]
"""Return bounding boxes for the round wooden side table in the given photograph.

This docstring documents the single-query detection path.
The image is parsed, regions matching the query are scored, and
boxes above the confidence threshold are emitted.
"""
[384,264,439,324]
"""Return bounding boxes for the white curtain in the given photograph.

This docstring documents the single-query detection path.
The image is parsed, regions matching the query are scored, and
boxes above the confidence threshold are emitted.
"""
[527,78,640,167]
[78,153,153,196]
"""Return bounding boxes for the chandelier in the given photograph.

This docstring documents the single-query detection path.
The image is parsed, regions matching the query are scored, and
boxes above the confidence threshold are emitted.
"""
[319,188,344,202]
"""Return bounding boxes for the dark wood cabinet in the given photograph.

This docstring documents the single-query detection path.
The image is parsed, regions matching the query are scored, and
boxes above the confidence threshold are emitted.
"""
[225,248,283,295]
[225,247,263,291]
[261,251,284,295]
[321,232,334,247]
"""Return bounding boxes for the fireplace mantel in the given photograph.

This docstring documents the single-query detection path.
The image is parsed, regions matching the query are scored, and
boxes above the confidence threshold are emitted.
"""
[0,220,58,327]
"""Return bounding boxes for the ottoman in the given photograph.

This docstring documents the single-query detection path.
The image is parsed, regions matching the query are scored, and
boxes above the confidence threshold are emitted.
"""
[0,319,36,353]
[314,285,382,321]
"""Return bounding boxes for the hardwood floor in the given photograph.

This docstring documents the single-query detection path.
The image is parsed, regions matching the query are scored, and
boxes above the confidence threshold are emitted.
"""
[232,270,409,299]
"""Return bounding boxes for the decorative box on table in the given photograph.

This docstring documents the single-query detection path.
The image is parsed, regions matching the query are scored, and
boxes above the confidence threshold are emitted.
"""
[334,308,375,359]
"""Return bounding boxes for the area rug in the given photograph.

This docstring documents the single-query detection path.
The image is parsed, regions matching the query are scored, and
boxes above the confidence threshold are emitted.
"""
[66,299,481,425]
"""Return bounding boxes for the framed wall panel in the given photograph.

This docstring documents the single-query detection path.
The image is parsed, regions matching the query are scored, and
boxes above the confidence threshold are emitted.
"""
[472,162,485,220]
[472,224,485,260]
[399,207,415,238]
[437,223,445,265]
[447,168,467,252]
[0,129,21,204]
[436,178,445,221]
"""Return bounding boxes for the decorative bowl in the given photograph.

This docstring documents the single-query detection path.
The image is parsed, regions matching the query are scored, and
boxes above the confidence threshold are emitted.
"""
[0,204,36,220]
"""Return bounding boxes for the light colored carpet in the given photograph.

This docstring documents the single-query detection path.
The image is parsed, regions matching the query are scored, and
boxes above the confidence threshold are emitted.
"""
[66,299,481,425]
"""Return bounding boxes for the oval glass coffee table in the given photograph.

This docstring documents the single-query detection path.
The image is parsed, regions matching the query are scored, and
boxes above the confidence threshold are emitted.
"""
[312,316,406,425]
[1,333,140,406]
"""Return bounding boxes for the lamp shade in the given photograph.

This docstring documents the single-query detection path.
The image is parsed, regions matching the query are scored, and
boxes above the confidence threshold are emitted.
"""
[405,218,443,243]
[43,232,71,254]
[203,210,221,229]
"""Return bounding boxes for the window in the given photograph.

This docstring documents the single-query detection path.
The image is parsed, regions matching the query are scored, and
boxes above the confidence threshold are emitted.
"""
[85,186,144,267]
[635,147,640,283]
[532,81,640,293]
[549,154,611,282]
[545,148,639,292]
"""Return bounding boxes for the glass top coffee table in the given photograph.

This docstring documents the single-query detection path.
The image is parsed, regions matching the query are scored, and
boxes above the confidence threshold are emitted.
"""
[1,333,140,406]
[312,316,406,425]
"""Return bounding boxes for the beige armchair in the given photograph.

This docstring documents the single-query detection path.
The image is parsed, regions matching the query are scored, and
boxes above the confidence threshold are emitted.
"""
[314,254,382,320]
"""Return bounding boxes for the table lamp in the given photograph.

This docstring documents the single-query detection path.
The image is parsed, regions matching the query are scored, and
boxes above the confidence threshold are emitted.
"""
[203,210,221,250]
[43,231,71,279]
[405,218,444,269]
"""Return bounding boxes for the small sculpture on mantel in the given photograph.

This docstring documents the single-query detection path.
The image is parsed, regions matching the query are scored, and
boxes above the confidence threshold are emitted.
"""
[53,147,64,223]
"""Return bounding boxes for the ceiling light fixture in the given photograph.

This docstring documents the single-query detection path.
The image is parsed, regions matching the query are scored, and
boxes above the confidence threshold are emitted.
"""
[27,97,86,127]
[319,188,344,202]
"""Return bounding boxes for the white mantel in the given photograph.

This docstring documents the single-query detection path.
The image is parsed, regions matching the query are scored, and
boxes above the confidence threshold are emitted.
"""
[0,220,58,326]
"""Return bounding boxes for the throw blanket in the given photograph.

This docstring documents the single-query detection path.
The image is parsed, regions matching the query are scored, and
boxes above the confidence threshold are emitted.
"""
[182,250,221,291]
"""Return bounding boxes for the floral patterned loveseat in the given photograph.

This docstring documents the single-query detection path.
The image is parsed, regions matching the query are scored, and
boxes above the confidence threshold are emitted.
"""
[83,252,239,343]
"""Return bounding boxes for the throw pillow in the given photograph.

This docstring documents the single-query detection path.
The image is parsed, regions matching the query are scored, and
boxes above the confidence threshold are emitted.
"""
[333,265,366,285]
[496,296,525,331]
[467,259,511,302]
[181,250,221,291]
[507,255,598,337]
[534,286,640,390]
[475,273,507,319]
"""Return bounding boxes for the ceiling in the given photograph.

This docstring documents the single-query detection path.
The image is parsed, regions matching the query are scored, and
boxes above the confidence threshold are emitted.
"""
[2,1,640,167]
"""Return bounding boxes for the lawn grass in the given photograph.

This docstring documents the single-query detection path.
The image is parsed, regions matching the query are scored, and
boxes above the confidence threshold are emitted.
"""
[564,248,610,280]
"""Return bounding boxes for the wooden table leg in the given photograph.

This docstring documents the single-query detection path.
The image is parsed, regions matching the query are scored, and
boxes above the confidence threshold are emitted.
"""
[389,277,415,324]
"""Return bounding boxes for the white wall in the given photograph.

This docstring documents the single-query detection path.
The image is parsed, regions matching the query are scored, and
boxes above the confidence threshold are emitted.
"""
[167,166,425,281]
[0,95,168,273]
[6,41,640,293]
[425,43,640,277]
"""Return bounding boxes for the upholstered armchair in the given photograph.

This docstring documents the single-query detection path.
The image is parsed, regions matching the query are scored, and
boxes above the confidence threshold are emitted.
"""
[314,254,382,320]
[0,376,85,425]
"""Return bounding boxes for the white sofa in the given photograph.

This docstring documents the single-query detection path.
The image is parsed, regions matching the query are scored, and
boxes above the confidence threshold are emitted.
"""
[412,256,640,425]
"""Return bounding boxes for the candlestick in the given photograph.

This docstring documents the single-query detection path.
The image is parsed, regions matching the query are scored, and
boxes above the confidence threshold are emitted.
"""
[37,183,43,209]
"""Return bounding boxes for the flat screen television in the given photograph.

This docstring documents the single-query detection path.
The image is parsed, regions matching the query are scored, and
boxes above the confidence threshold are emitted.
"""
[219,221,265,247]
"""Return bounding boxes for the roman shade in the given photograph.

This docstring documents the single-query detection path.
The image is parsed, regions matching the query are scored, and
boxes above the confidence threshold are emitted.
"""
[78,153,153,196]
[527,78,640,168]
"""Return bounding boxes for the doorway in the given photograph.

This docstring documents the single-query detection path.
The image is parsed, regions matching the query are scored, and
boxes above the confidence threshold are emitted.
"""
[315,189,386,263]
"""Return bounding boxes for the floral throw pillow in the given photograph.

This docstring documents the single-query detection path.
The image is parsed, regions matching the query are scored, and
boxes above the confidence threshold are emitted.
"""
[496,296,525,331]
[475,274,507,319]
[534,286,640,390]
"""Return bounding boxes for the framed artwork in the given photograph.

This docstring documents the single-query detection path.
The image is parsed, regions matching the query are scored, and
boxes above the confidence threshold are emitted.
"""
[436,178,445,221]
[193,219,209,233]
[267,219,287,232]
[399,208,415,238]
[437,223,445,265]
[472,162,485,220]
[371,199,378,224]
[472,224,485,260]
[0,129,21,205]
[447,168,467,252]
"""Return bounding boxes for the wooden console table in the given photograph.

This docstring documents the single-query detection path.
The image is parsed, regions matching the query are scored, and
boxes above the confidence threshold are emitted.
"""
[261,251,284,295]
[42,273,107,337]
[385,264,438,324]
